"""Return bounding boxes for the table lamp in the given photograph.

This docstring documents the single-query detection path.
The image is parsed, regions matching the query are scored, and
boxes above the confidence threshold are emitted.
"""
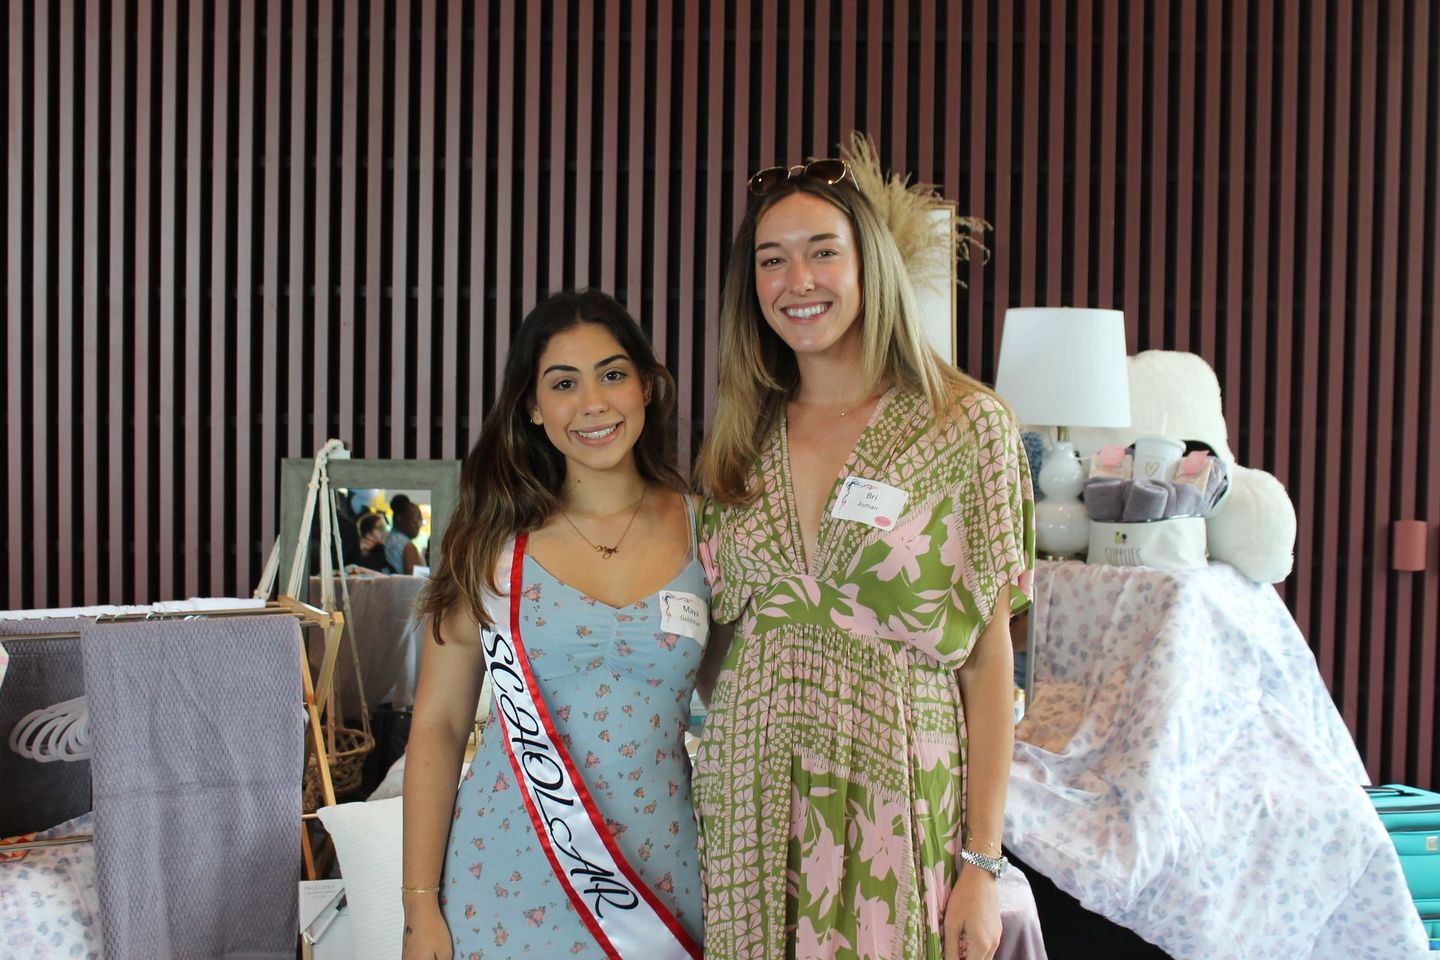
[994,307,1131,558]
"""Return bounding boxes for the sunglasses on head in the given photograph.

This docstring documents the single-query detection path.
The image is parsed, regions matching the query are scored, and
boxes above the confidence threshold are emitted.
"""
[747,158,851,196]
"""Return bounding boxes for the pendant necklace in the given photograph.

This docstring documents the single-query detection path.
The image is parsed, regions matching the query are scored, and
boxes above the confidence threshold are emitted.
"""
[560,486,647,559]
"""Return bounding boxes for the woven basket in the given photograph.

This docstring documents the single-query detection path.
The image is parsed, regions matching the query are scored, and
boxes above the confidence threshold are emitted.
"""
[303,723,375,813]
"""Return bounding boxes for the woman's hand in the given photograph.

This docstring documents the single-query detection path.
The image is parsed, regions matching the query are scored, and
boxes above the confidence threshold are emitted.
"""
[942,864,1001,960]
[401,900,453,960]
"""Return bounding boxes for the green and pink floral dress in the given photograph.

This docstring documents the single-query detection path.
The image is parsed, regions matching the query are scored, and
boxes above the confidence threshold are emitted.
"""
[695,387,1034,960]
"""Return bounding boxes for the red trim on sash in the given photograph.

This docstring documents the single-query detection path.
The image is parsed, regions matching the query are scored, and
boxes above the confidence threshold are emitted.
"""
[499,533,702,959]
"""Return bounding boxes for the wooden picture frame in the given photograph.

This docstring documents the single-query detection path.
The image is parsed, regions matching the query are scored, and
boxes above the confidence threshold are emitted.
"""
[276,457,463,596]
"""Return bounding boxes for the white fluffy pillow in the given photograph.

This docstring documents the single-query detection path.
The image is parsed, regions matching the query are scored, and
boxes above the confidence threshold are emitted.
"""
[316,798,403,960]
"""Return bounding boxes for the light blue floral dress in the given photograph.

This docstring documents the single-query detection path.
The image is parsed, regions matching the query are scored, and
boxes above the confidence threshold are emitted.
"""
[440,500,709,957]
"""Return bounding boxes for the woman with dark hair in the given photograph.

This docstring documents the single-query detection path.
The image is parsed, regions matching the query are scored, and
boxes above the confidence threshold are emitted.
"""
[401,290,713,960]
[693,150,1033,960]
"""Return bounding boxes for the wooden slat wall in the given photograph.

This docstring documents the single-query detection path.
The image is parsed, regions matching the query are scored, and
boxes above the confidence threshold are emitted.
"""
[3,0,1438,786]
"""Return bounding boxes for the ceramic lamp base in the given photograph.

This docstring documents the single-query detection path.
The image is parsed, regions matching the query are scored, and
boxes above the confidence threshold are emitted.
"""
[1035,441,1089,558]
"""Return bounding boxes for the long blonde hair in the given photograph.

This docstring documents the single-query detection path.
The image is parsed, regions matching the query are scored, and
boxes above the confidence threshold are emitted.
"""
[696,176,996,506]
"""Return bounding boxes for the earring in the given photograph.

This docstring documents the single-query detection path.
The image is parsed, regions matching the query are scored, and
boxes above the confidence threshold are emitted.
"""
[530,411,543,425]
[642,390,652,405]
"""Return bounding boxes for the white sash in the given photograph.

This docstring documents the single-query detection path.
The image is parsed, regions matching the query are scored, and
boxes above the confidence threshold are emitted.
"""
[478,534,701,960]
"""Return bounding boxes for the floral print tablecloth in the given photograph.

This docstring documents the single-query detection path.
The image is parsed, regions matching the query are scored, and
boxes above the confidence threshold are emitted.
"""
[1007,560,1429,960]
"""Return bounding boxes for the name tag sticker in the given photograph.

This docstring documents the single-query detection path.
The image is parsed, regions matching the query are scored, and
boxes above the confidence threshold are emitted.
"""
[831,477,910,530]
[659,590,709,646]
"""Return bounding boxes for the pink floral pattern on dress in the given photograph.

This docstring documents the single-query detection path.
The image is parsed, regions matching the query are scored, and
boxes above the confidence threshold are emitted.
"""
[441,503,710,957]
[695,388,1034,960]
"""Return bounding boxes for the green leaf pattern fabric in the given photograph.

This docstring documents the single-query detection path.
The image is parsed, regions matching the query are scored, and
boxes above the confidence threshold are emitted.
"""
[694,387,1034,960]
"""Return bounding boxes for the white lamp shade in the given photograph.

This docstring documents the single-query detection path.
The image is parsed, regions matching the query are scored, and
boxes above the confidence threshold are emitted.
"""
[993,308,1132,428]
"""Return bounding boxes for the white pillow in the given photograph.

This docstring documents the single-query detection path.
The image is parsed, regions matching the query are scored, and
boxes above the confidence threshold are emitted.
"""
[316,798,403,960]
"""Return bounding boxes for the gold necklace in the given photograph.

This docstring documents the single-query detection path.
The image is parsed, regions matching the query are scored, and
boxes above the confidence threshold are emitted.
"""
[560,487,647,559]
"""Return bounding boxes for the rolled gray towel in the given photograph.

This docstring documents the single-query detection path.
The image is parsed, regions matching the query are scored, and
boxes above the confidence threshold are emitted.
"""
[1170,483,1206,518]
[1123,479,1170,521]
[1084,478,1126,522]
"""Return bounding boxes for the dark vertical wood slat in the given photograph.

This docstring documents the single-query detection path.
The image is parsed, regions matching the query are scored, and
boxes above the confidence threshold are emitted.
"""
[757,0,776,165]
[626,0,647,318]
[519,0,539,317]
[31,0,50,605]
[600,0,619,293]
[838,0,856,146]
[82,0,102,604]
[364,0,386,456]
[1197,0,1222,366]
[1147,1,1172,348]
[965,0,988,370]
[1348,0,1379,776]
[1071,3,1092,307]
[338,0,359,455]
[1272,4,1300,495]
[650,0,673,360]
[313,0,334,454]
[1095,1,1119,312]
[260,0,282,565]
[915,0,934,186]
[182,0,204,599]
[392,0,414,457]
[1371,0,1406,775]
[442,0,463,453]
[866,2,882,143]
[547,0,568,294]
[57,0,76,605]
[158,0,180,600]
[991,0,1014,353]
[8,3,27,606]
[889,0,907,173]
[1320,0,1353,711]
[1245,4,1274,475]
[573,0,592,287]
[287,0,307,462]
[676,0,698,469]
[210,0,231,596]
[494,0,514,378]
[415,0,436,459]
[1294,0,1328,653]
[1223,0,1249,450]
[234,0,255,588]
[108,0,128,600]
[1171,1,1194,351]
[701,0,723,424]
[787,0,803,163]
[468,0,491,424]
[1044,0,1065,306]
[1123,0,1145,334]
[1018,0,1042,305]
[730,1,751,229]
[944,0,961,257]
[811,0,830,159]
[134,0,154,602]
[1404,0,1434,786]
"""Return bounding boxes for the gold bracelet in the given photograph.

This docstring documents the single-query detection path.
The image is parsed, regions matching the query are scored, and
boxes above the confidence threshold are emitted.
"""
[400,884,441,894]
[965,837,1002,855]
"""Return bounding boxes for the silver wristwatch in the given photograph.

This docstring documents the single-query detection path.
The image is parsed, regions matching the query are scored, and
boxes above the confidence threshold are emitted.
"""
[958,847,1009,880]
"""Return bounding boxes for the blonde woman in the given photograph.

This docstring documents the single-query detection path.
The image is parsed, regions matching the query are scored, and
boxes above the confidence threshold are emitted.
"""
[694,155,1034,960]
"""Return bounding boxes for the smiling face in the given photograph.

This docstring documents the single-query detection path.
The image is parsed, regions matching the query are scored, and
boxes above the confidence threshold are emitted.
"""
[753,191,864,365]
[531,322,649,479]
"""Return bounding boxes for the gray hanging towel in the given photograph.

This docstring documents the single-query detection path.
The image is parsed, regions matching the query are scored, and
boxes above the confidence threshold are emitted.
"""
[80,615,305,960]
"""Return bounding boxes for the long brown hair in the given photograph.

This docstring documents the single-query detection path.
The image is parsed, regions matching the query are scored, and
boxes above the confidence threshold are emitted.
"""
[418,289,684,637]
[695,175,996,506]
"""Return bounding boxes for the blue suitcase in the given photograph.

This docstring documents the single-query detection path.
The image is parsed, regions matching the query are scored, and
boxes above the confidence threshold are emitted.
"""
[1365,784,1440,942]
